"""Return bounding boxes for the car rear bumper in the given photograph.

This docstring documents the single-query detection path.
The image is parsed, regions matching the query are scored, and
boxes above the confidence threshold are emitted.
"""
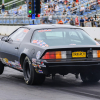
[33,59,100,75]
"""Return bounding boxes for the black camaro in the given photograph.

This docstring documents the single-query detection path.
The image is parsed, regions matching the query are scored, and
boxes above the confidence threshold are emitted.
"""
[0,24,100,85]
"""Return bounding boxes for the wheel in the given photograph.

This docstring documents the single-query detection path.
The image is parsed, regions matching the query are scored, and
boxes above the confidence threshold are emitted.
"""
[23,56,45,85]
[80,70,100,83]
[0,61,4,75]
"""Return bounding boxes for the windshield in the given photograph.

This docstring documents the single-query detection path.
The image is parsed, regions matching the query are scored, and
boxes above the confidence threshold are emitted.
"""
[31,29,97,47]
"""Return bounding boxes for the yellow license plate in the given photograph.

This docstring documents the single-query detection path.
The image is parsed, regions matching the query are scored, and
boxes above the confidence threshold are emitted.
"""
[72,51,86,58]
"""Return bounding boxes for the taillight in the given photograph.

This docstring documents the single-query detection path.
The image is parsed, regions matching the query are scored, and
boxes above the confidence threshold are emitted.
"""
[42,51,67,59]
[93,50,100,58]
[97,50,100,57]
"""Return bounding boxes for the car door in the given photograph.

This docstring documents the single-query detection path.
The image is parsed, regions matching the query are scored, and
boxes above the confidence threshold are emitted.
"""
[0,28,29,67]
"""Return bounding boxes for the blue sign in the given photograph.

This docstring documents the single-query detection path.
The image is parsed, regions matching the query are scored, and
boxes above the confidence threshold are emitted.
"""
[32,14,35,19]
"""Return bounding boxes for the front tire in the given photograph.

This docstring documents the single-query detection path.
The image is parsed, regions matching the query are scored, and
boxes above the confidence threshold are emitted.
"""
[0,61,4,75]
[23,56,45,85]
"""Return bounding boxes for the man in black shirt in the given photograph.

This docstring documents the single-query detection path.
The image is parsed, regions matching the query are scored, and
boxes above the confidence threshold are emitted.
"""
[90,17,95,27]
[1,4,5,14]
[80,17,84,27]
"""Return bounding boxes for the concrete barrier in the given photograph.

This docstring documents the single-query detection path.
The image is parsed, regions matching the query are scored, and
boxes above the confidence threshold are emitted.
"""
[81,27,100,40]
[0,26,100,40]
[0,26,21,36]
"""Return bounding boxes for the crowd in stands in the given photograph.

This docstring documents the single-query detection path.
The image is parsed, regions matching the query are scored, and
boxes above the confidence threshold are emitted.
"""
[41,15,100,27]
[40,0,100,27]
[42,0,97,16]
[0,0,100,26]
[0,1,27,16]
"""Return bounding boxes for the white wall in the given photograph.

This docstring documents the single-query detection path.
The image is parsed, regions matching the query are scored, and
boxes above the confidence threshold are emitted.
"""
[0,26,21,36]
[81,27,100,40]
[0,26,100,40]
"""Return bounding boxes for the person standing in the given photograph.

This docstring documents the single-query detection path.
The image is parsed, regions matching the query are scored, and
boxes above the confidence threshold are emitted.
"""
[1,4,5,14]
[80,17,84,27]
[48,14,52,24]
[90,17,95,27]
[94,16,100,27]
[69,18,74,25]
[75,16,79,26]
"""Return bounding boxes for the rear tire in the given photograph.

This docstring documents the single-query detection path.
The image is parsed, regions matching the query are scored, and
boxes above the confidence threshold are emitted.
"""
[23,56,45,85]
[0,61,4,75]
[80,71,100,83]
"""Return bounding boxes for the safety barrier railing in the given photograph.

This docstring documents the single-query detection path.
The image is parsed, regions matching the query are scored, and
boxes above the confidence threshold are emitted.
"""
[0,0,25,11]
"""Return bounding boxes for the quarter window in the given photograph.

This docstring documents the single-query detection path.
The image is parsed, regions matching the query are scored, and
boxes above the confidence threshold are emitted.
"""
[9,28,29,42]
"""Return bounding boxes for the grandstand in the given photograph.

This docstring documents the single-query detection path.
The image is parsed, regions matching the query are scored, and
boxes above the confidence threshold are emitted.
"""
[0,0,100,25]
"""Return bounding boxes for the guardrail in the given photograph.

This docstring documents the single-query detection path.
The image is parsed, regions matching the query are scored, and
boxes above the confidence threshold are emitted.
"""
[0,14,100,25]
[0,0,25,10]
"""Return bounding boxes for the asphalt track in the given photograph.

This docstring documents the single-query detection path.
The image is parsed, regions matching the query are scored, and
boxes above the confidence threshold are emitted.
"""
[0,67,100,100]
[0,36,100,100]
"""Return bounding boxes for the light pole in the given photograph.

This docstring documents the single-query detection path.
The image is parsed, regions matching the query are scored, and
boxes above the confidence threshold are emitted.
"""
[2,0,4,4]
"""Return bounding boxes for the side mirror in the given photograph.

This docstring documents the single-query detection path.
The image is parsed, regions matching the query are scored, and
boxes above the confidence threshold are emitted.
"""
[1,36,10,42]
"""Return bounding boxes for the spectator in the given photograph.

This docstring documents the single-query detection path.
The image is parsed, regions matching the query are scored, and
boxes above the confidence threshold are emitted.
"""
[95,16,100,27]
[4,11,9,17]
[90,17,95,27]
[25,1,27,4]
[58,19,63,24]
[13,9,18,16]
[50,10,54,15]
[98,0,100,7]
[48,14,52,24]
[64,0,69,5]
[43,14,48,24]
[45,4,48,10]
[75,16,79,26]
[76,0,79,4]
[55,4,59,13]
[66,4,71,10]
[53,4,56,9]
[63,8,66,15]
[18,6,22,15]
[80,5,85,15]
[64,18,69,24]
[69,18,74,25]
[1,4,5,14]
[56,19,59,24]
[59,0,63,4]
[72,2,77,14]
[72,1,76,7]
[84,16,90,27]
[80,17,84,27]
[86,3,90,12]
[85,16,90,23]
[90,1,96,10]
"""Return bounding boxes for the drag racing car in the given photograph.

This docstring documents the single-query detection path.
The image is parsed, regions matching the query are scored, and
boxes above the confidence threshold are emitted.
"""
[0,24,100,85]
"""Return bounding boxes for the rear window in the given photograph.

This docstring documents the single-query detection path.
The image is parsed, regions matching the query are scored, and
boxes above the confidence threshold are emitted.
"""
[31,29,97,47]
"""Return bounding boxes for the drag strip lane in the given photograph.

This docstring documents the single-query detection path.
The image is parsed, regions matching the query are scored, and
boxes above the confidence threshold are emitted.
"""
[1,67,100,100]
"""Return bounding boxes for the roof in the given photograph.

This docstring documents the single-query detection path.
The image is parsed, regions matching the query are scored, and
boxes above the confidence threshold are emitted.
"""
[22,24,79,30]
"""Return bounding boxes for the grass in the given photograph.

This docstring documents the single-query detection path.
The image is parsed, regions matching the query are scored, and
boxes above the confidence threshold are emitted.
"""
[0,0,13,5]
[0,0,25,10]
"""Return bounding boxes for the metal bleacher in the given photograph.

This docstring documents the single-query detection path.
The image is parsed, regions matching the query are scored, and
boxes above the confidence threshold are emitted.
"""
[0,0,100,25]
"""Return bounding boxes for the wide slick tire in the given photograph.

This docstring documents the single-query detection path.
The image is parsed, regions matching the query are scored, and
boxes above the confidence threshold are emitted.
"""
[23,56,45,85]
[0,61,4,75]
[80,70,100,83]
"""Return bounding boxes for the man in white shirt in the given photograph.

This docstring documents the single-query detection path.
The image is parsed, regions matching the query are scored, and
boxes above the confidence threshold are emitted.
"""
[80,5,85,15]
[45,4,48,10]
[94,16,100,27]
[55,4,59,13]
[48,14,52,24]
